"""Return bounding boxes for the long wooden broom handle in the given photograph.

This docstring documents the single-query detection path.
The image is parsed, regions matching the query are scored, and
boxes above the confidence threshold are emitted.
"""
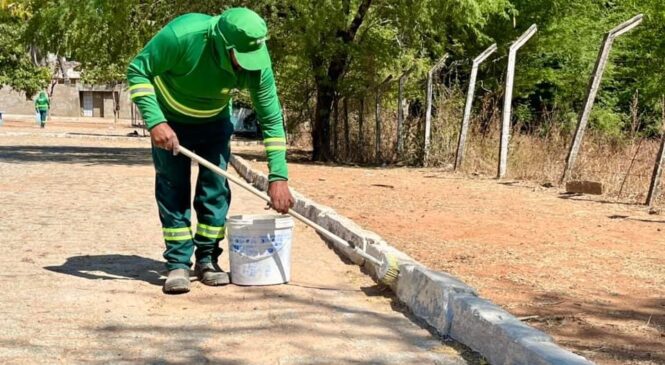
[177,146,381,266]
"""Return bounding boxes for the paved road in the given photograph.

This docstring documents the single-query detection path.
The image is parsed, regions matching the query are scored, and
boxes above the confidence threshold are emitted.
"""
[0,135,472,364]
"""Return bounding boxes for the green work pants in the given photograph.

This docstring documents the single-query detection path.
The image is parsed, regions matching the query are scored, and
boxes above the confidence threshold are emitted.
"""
[38,110,48,124]
[151,120,234,271]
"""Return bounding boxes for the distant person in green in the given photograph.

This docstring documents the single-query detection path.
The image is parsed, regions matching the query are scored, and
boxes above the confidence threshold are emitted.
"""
[34,91,49,128]
[127,8,294,294]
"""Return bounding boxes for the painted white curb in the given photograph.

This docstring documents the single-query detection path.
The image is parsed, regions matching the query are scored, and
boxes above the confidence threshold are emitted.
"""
[230,154,594,365]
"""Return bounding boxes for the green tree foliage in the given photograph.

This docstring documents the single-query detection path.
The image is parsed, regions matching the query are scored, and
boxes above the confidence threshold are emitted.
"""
[484,0,665,136]
[25,0,156,85]
[24,0,256,84]
[7,0,665,157]
[21,0,512,160]
[253,0,511,160]
[615,0,665,134]
[0,2,50,98]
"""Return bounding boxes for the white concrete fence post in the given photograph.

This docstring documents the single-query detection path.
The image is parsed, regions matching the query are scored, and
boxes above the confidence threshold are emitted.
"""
[424,54,449,167]
[646,96,665,207]
[561,14,644,183]
[397,67,415,155]
[455,44,497,171]
[498,24,537,179]
[375,75,393,162]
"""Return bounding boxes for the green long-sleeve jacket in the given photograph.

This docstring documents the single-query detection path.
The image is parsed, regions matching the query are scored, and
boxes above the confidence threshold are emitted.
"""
[127,13,287,181]
[35,92,50,111]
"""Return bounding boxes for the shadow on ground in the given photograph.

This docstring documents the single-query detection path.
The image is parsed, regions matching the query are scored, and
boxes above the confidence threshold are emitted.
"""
[519,291,665,364]
[42,253,484,364]
[88,288,482,365]
[558,192,638,206]
[233,149,406,169]
[0,145,152,166]
[66,131,148,138]
[44,254,163,286]
[608,214,665,224]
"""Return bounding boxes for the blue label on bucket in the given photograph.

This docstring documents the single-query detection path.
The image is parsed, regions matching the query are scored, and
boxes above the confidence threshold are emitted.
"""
[230,233,289,258]
[238,262,275,279]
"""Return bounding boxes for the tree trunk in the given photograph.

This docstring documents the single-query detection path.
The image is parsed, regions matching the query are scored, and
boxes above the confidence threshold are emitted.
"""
[46,55,66,99]
[310,0,373,162]
[375,91,381,162]
[343,98,350,160]
[333,95,339,159]
[312,53,348,161]
[48,79,57,98]
[111,81,119,125]
[282,105,288,143]
[312,82,335,161]
[58,56,69,84]
[359,98,365,161]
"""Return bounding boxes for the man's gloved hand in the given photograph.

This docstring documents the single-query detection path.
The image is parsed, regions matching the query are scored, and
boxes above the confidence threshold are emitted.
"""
[268,180,295,214]
[150,122,180,153]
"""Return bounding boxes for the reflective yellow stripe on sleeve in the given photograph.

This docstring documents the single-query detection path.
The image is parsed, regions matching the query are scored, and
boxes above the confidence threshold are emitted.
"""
[129,83,154,91]
[130,91,156,100]
[265,146,287,151]
[264,137,287,152]
[129,83,155,100]
[264,137,286,143]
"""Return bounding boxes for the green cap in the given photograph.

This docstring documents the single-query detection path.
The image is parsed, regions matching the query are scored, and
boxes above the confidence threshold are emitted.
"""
[217,8,271,71]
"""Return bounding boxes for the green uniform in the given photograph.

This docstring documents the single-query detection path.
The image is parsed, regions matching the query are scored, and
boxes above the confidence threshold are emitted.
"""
[127,11,288,270]
[34,91,49,126]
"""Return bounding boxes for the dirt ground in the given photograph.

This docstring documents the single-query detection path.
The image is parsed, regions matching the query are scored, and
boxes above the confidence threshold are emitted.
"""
[234,147,665,365]
[0,115,145,136]
[4,117,663,364]
[0,125,478,364]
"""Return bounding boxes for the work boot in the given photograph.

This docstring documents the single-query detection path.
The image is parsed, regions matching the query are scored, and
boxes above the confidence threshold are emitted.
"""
[195,262,230,286]
[163,269,190,294]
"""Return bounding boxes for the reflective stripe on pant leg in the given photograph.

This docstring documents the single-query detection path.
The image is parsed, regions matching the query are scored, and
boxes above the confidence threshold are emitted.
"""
[194,223,225,264]
[152,143,194,271]
[195,223,226,240]
[163,227,193,241]
[192,121,233,264]
[162,227,194,271]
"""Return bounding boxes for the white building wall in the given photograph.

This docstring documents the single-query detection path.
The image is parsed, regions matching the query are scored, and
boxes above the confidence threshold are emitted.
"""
[0,82,133,119]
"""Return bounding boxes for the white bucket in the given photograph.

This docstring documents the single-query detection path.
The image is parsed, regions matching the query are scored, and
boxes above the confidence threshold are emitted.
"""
[227,214,294,286]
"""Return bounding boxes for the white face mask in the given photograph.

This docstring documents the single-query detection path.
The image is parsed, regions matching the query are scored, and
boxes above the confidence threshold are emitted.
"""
[210,19,232,70]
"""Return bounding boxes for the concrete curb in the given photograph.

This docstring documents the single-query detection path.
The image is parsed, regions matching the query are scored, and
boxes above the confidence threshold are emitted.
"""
[229,154,595,365]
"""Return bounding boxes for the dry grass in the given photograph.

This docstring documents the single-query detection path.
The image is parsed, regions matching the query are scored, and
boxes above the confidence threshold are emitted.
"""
[314,88,665,207]
[463,130,663,204]
[236,143,665,365]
